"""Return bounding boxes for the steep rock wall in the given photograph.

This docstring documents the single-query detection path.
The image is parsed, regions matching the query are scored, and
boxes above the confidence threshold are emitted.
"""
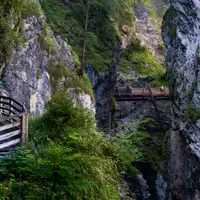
[87,41,120,131]
[162,1,200,199]
[1,12,94,115]
[2,16,73,115]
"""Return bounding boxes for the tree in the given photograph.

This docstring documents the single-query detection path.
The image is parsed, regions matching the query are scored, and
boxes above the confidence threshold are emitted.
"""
[79,0,90,77]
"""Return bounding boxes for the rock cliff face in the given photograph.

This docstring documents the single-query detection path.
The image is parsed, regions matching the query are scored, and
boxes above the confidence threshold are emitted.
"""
[162,1,200,199]
[2,16,71,115]
[114,2,171,199]
[1,13,94,115]
[87,41,120,131]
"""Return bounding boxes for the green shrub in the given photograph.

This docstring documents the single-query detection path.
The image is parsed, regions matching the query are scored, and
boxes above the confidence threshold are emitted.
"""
[185,103,200,124]
[111,122,150,175]
[0,93,119,199]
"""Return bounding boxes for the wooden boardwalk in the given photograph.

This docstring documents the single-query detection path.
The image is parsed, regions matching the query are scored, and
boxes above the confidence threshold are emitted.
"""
[114,87,170,101]
[0,96,28,153]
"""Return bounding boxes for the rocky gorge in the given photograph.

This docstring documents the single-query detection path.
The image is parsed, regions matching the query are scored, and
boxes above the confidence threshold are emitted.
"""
[1,0,200,199]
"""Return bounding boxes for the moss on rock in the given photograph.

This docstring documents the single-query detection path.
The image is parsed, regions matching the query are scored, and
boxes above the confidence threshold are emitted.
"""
[119,39,165,77]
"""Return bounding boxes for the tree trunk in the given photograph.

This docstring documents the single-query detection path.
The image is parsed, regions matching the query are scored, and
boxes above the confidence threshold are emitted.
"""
[79,0,90,77]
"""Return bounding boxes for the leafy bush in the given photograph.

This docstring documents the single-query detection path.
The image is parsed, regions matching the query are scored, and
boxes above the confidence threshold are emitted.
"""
[0,93,119,199]
[111,122,150,175]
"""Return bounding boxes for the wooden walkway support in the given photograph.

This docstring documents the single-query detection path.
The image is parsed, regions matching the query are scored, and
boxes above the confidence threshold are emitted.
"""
[0,96,28,153]
[147,85,166,133]
[114,86,170,133]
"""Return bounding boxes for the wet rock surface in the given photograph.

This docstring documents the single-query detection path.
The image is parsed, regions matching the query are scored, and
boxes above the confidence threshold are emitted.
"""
[162,1,200,199]
[119,174,150,200]
[87,41,120,132]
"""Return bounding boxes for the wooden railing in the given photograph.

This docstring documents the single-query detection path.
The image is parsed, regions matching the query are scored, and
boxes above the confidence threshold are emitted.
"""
[0,96,28,152]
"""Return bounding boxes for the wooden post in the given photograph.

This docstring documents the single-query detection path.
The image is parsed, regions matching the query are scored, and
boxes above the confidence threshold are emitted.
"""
[21,114,28,144]
[0,96,2,119]
[147,85,166,134]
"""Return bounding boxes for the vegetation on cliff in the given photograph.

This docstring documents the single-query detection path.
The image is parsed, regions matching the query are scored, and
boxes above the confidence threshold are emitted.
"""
[0,93,149,199]
[40,0,134,72]
[119,39,165,77]
[0,0,40,67]
[47,59,94,96]
[0,93,120,199]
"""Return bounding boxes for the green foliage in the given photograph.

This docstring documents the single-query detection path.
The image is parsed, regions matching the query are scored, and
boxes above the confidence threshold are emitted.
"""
[162,5,176,40]
[188,80,198,101]
[119,39,165,76]
[40,0,134,72]
[150,72,169,87]
[111,122,150,175]
[0,93,119,199]
[47,59,93,97]
[150,80,163,87]
[137,118,170,171]
[135,0,166,20]
[0,0,40,66]
[168,26,176,38]
[166,69,179,100]
[38,34,57,54]
[113,0,135,27]
[140,0,157,19]
[185,103,200,124]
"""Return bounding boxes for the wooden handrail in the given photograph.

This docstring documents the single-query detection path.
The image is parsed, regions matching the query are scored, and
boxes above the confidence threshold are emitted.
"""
[0,101,23,112]
[0,96,26,111]
[0,112,28,122]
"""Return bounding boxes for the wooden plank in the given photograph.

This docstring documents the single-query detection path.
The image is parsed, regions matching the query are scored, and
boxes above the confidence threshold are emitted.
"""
[0,130,20,142]
[0,122,20,132]
[0,138,20,150]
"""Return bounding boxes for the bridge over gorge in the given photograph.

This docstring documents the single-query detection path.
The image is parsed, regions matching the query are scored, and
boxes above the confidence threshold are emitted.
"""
[0,96,28,154]
[113,86,171,133]
[114,86,170,101]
